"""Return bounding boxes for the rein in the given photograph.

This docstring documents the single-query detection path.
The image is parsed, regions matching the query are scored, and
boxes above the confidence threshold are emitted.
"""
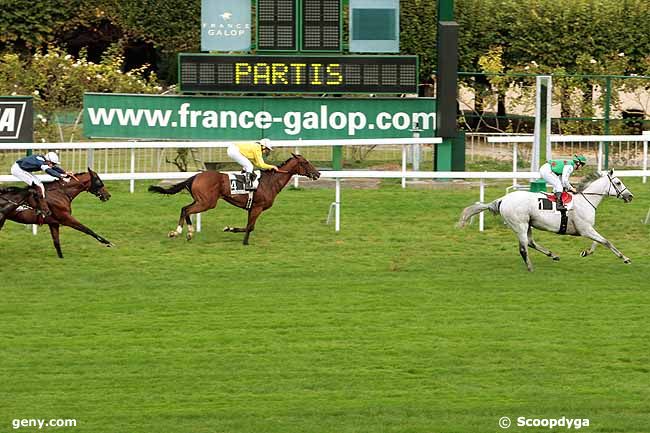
[57,175,91,200]
[578,174,627,210]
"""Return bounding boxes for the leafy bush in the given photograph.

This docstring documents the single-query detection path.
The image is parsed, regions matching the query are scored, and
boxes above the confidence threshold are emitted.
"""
[0,46,163,141]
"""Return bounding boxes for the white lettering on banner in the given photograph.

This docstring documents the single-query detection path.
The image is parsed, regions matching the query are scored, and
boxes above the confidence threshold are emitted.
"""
[0,101,28,139]
[255,112,272,129]
[0,108,16,132]
[86,104,437,136]
[202,111,218,128]
[203,23,251,38]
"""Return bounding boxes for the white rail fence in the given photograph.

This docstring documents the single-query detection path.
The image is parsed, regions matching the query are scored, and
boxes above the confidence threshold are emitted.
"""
[488,132,650,183]
[2,135,649,232]
[472,132,650,167]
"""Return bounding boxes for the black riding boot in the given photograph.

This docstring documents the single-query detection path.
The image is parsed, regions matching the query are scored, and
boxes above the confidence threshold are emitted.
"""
[245,172,257,190]
[554,192,566,211]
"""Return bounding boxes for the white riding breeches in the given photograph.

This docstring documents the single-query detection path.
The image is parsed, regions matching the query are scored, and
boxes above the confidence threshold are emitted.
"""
[539,164,563,193]
[227,144,254,173]
[11,163,45,196]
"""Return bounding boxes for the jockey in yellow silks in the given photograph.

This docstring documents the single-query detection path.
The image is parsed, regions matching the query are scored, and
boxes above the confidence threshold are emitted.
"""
[226,139,278,190]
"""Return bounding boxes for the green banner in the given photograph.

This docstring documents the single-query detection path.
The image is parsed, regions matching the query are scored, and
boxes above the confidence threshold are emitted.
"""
[83,93,436,140]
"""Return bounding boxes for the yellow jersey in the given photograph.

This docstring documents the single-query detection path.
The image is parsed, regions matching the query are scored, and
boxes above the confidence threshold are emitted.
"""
[236,142,277,170]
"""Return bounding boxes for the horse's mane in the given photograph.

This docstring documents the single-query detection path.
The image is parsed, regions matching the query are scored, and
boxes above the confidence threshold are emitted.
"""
[576,171,602,192]
[43,171,90,188]
[278,155,298,167]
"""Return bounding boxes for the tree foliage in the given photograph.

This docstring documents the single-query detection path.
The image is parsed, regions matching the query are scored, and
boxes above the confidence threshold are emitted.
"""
[1,0,648,137]
[2,0,648,79]
[0,47,161,141]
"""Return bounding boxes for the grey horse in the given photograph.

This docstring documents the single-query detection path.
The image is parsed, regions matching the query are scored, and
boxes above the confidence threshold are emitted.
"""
[458,170,634,271]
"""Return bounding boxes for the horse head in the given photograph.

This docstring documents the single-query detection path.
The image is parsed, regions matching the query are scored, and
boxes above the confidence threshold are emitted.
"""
[86,168,111,201]
[288,153,321,180]
[606,169,633,203]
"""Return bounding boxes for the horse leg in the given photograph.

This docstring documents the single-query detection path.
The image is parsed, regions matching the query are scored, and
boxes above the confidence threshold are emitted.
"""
[56,213,114,247]
[48,223,64,258]
[242,206,264,246]
[183,200,216,241]
[169,202,194,238]
[581,227,630,264]
[515,225,533,272]
[580,241,598,258]
[527,226,560,261]
[0,216,6,232]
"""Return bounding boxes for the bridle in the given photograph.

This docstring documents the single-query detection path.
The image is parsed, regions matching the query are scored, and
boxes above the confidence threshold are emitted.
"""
[59,173,104,200]
[579,174,628,210]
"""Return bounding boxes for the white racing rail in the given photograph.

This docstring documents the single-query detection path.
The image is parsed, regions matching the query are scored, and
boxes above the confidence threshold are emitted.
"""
[2,135,649,232]
[488,132,650,183]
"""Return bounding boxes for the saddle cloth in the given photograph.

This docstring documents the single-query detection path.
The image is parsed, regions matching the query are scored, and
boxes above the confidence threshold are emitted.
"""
[225,170,261,195]
[538,192,574,211]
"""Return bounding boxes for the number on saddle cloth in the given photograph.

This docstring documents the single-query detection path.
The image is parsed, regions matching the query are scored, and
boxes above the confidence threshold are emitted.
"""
[538,192,574,211]
[227,170,261,194]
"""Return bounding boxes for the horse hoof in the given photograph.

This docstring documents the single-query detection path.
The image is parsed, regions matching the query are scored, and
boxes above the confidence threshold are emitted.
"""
[168,231,177,238]
[223,226,231,232]
[580,251,588,257]
[624,258,631,264]
[107,242,115,248]
[552,256,560,261]
[186,234,193,241]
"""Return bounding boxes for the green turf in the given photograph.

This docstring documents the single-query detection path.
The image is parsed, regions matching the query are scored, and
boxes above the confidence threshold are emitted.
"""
[1,178,649,433]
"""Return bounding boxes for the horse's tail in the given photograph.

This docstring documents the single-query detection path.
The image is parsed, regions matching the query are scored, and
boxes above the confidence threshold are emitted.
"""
[457,198,502,228]
[148,176,196,195]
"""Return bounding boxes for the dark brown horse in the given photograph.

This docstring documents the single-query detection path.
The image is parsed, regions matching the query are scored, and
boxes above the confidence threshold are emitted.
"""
[149,153,321,245]
[1,168,113,258]
[0,184,51,223]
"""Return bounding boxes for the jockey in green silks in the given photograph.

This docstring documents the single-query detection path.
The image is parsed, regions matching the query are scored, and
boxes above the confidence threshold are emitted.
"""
[539,154,587,211]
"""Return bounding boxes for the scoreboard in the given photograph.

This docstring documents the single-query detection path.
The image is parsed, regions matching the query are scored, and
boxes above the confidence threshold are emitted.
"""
[257,0,297,50]
[302,0,341,51]
[179,54,418,94]
[257,0,341,51]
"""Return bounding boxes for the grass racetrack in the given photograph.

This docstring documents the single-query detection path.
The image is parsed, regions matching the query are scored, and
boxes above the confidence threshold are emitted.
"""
[1,178,649,432]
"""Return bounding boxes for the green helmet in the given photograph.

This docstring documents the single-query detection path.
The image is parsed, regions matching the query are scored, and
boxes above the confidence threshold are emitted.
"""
[573,154,587,165]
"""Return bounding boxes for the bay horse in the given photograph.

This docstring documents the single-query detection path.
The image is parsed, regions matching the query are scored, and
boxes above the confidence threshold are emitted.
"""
[149,153,321,245]
[458,170,633,271]
[0,184,51,223]
[1,168,113,258]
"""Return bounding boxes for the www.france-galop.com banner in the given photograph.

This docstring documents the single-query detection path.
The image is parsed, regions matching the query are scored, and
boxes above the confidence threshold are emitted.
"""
[83,93,436,140]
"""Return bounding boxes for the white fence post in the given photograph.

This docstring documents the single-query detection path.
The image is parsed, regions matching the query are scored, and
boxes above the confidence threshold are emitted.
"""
[643,131,649,184]
[479,178,485,232]
[401,144,407,188]
[335,178,341,232]
[293,145,300,188]
[87,148,94,169]
[597,141,603,172]
[512,143,518,187]
[130,147,135,193]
